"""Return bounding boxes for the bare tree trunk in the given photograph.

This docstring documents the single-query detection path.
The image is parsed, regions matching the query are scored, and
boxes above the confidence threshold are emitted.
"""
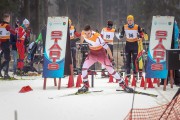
[44,0,48,24]
[35,0,39,35]
[66,1,69,16]
[76,5,81,31]
[24,0,30,19]
[100,0,103,29]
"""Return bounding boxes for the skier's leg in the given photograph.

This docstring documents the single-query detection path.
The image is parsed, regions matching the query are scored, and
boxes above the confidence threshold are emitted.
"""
[98,55,134,93]
[125,43,131,77]
[132,42,138,75]
[98,55,122,82]
[78,54,97,93]
[82,55,96,82]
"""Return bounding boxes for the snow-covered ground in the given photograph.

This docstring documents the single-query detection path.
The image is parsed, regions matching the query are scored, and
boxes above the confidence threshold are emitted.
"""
[0,72,179,120]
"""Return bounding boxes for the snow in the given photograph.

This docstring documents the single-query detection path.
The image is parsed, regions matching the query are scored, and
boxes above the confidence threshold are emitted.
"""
[0,72,179,120]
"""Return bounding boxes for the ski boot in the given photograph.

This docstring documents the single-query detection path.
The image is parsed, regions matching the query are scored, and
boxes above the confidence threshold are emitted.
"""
[77,81,89,94]
[119,81,134,93]
[4,74,11,80]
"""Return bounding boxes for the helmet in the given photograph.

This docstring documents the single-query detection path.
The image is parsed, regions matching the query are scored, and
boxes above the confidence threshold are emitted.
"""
[23,18,30,25]
[127,15,134,21]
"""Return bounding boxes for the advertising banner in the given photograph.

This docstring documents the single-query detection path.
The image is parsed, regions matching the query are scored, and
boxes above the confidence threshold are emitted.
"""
[145,16,174,78]
[43,17,68,78]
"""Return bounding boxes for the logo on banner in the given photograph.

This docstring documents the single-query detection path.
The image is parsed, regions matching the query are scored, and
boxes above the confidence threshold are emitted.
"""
[168,22,172,25]
[63,22,66,25]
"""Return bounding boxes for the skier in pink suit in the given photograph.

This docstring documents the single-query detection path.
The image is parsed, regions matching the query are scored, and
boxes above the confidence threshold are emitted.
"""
[77,25,133,93]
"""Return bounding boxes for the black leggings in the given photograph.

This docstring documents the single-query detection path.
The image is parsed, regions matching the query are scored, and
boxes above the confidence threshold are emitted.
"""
[0,41,10,75]
[125,41,138,75]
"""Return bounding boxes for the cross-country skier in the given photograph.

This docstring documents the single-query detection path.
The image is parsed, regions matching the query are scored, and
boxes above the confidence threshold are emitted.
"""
[120,15,143,79]
[0,13,16,79]
[77,25,133,93]
[100,20,116,77]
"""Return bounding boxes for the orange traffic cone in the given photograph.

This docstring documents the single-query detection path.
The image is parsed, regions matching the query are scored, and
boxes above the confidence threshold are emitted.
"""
[76,74,82,88]
[131,75,136,87]
[67,75,74,88]
[108,75,114,83]
[153,78,158,83]
[140,76,145,87]
[147,78,154,88]
[19,85,33,93]
[125,76,129,86]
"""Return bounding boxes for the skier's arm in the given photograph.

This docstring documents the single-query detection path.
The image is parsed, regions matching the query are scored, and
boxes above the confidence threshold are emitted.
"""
[6,24,16,35]
[98,36,113,60]
[18,27,26,38]
[100,28,104,38]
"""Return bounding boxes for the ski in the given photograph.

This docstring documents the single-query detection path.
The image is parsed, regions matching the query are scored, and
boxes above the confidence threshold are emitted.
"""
[48,90,103,99]
[116,89,158,97]
[0,77,18,80]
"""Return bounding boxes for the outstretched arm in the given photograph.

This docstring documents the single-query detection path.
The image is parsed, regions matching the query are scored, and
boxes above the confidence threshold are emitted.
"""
[98,36,113,60]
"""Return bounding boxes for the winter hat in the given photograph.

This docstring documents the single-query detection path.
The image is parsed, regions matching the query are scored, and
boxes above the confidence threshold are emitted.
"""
[23,18,30,25]
[127,15,134,21]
